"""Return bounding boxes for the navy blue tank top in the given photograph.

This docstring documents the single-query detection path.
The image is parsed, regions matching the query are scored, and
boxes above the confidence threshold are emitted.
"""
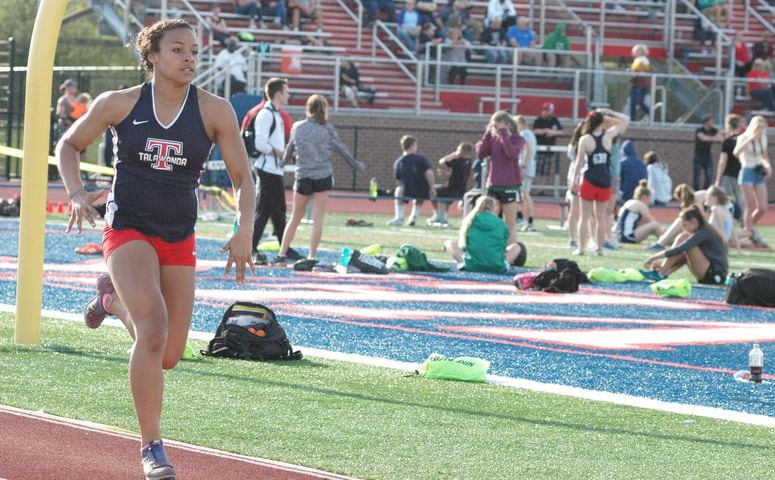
[106,83,212,242]
[583,133,611,188]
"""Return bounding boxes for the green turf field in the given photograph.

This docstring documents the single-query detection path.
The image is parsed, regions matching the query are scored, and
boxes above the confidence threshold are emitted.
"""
[1,315,774,480]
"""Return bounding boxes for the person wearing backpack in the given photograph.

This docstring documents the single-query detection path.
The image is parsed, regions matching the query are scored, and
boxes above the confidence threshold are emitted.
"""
[443,195,525,273]
[249,77,301,265]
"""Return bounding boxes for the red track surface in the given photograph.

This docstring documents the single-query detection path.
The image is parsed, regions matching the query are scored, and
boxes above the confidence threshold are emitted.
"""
[0,406,357,480]
[3,181,774,225]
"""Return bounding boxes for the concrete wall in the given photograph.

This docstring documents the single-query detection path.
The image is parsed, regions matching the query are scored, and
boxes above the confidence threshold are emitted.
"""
[284,109,775,201]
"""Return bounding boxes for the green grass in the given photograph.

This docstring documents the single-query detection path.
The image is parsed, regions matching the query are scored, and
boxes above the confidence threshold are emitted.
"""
[1,314,773,480]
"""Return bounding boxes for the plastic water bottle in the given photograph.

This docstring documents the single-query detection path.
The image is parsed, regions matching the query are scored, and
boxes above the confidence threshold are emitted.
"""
[340,247,352,266]
[369,177,379,201]
[725,274,734,286]
[749,344,764,384]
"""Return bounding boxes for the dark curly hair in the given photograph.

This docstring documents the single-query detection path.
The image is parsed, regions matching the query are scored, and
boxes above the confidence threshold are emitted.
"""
[134,19,195,74]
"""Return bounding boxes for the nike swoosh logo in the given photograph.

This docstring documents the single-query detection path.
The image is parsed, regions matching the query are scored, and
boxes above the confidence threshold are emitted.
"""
[132,119,149,125]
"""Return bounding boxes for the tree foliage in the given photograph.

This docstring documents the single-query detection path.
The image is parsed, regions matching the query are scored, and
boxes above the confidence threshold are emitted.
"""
[0,0,136,67]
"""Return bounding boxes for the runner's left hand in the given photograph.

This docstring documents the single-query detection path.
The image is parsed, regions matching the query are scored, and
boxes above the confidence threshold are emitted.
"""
[221,230,255,284]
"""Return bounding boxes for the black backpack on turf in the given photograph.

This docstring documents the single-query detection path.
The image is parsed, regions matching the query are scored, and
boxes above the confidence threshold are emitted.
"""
[532,258,588,293]
[202,301,302,361]
[724,269,775,308]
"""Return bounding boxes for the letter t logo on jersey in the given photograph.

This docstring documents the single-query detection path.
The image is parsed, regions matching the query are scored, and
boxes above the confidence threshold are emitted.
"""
[145,138,183,171]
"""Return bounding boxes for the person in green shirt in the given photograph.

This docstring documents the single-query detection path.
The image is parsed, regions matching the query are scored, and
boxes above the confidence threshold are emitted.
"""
[443,195,526,273]
[543,23,570,68]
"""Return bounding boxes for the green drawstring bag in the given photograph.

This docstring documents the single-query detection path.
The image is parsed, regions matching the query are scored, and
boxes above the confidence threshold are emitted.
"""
[395,244,450,272]
[620,268,645,282]
[651,278,692,298]
[587,267,628,283]
[416,353,490,382]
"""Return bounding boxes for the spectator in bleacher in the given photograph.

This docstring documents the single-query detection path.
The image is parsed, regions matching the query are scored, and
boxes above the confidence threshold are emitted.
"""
[733,31,752,95]
[439,0,478,42]
[692,115,723,191]
[506,16,541,66]
[629,43,651,121]
[260,0,289,29]
[569,108,630,256]
[485,0,516,31]
[208,5,231,45]
[387,135,436,226]
[214,36,248,95]
[615,180,665,245]
[428,142,474,226]
[691,16,715,52]
[479,16,509,64]
[417,21,442,56]
[364,0,397,29]
[443,195,525,272]
[235,0,265,29]
[543,23,571,68]
[696,0,724,27]
[397,0,422,52]
[477,110,525,245]
[533,101,563,177]
[645,151,673,206]
[619,140,647,204]
[288,0,324,32]
[339,59,377,108]
[443,27,471,85]
[714,113,744,205]
[751,31,774,62]
[733,115,771,247]
[514,115,537,232]
[746,59,775,112]
[275,94,366,265]
[415,0,440,29]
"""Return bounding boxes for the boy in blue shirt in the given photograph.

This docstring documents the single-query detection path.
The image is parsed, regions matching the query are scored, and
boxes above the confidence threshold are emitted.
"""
[388,135,436,226]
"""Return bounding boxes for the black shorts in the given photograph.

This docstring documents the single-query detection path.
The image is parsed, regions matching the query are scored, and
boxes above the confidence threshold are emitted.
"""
[294,176,333,196]
[699,265,725,285]
[486,185,521,204]
[435,186,465,202]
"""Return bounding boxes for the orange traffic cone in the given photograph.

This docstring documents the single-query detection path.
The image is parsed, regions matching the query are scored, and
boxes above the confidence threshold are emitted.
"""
[67,202,73,214]
[46,201,53,213]
[56,201,64,213]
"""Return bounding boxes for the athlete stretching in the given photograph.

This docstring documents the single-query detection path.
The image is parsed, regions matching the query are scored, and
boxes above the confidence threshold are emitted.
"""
[57,19,255,480]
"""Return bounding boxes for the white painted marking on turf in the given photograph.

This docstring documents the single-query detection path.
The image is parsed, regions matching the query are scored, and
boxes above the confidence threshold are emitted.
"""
[446,324,775,350]
[2,303,772,428]
[195,288,709,309]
